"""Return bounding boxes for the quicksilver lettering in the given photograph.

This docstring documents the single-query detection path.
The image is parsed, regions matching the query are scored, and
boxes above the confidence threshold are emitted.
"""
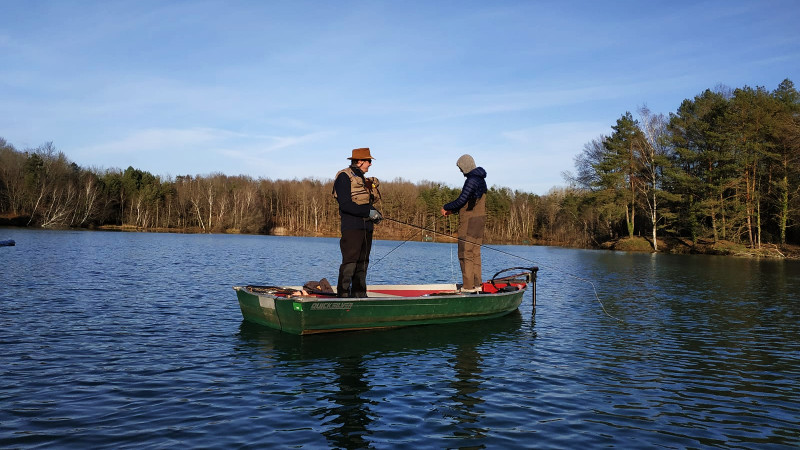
[310,302,353,310]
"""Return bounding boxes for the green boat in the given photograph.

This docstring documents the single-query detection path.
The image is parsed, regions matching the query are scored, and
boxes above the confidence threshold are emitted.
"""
[234,266,538,335]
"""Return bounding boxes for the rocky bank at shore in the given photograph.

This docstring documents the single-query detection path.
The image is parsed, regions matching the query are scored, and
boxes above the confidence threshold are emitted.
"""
[601,236,800,259]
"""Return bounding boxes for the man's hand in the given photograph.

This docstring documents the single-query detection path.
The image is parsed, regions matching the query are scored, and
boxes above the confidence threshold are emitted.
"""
[369,208,383,224]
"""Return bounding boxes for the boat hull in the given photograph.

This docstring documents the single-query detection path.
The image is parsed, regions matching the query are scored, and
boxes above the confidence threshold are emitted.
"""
[234,284,527,335]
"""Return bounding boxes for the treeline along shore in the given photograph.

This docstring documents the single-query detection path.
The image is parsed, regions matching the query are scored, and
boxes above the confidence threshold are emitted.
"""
[2,79,799,258]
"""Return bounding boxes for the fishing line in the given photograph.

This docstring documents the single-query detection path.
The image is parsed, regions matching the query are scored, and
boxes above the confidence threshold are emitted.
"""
[368,217,426,271]
[450,243,455,285]
[382,216,623,322]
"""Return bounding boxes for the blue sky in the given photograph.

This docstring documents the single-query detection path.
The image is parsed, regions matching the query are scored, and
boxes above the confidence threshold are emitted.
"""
[1,1,798,194]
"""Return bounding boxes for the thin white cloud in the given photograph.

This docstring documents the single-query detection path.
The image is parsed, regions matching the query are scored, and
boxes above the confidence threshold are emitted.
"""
[218,131,335,168]
[79,127,332,156]
[79,128,233,155]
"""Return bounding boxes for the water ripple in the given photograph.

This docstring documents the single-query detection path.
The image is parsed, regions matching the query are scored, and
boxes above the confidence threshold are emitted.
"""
[1,230,799,448]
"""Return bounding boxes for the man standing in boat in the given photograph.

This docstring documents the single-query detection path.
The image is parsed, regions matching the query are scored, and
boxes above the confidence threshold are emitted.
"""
[441,154,487,293]
[333,148,383,298]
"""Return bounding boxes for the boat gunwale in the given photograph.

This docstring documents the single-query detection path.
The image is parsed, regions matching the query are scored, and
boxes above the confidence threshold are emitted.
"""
[233,283,527,302]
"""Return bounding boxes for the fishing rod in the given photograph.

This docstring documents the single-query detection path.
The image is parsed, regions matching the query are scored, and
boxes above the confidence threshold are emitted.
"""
[381,216,622,321]
[382,216,535,264]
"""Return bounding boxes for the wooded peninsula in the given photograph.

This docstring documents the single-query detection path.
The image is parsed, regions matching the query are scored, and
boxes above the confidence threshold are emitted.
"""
[2,79,799,258]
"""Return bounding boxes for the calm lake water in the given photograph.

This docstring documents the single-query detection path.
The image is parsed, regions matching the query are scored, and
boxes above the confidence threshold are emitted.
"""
[1,228,799,449]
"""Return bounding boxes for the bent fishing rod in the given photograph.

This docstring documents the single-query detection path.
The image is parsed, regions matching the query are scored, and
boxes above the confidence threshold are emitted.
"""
[379,215,622,321]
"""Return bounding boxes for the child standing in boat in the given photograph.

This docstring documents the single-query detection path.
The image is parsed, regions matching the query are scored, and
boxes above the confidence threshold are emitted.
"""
[441,154,487,292]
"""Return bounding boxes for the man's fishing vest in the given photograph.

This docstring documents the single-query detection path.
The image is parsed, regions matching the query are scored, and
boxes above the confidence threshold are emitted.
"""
[332,167,381,205]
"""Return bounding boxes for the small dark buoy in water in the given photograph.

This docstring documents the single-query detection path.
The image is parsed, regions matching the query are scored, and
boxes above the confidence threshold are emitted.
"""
[0,239,15,247]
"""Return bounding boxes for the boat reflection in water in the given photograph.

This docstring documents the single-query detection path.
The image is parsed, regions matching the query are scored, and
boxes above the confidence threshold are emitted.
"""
[235,310,532,447]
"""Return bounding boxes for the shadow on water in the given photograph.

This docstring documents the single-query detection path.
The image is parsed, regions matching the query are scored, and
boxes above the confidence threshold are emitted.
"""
[235,311,531,448]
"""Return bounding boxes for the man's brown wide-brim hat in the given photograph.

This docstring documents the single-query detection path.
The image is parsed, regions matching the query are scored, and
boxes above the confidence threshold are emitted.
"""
[347,147,375,160]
